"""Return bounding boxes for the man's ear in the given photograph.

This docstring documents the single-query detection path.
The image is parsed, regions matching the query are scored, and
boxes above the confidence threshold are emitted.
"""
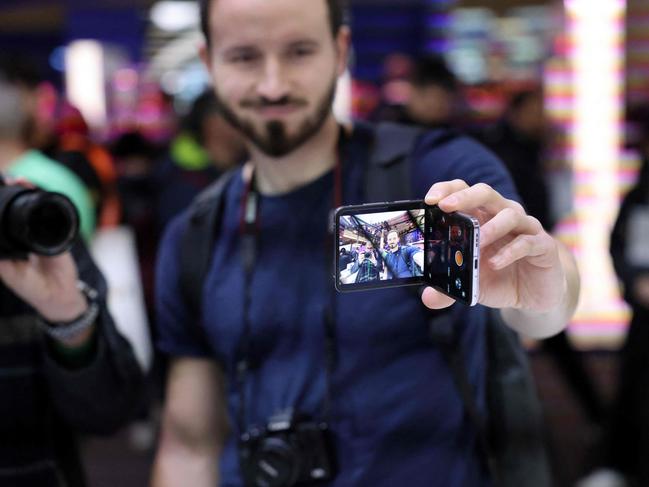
[199,42,211,73]
[335,26,351,77]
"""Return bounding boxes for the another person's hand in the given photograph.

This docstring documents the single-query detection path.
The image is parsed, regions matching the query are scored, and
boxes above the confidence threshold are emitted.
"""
[422,179,565,313]
[0,177,86,324]
[0,252,87,323]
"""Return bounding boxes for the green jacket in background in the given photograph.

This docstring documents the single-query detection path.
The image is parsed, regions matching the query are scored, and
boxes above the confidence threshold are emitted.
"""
[8,150,96,240]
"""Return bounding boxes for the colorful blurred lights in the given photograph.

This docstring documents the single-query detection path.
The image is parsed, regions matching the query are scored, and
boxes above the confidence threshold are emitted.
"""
[566,0,627,342]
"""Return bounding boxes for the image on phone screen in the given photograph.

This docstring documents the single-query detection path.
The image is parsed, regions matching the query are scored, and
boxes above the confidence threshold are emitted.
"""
[336,203,425,290]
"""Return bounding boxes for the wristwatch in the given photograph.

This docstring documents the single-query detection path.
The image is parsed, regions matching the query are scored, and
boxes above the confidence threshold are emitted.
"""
[37,280,100,341]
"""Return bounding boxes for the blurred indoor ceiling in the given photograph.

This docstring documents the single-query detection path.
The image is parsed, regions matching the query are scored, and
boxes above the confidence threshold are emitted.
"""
[0,0,155,33]
[0,0,552,34]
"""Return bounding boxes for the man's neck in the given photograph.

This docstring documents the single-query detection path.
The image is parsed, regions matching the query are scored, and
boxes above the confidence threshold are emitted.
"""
[248,116,342,196]
[0,141,28,171]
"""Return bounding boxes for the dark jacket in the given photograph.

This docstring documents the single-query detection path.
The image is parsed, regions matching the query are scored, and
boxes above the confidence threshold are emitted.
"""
[0,239,145,486]
[610,156,649,307]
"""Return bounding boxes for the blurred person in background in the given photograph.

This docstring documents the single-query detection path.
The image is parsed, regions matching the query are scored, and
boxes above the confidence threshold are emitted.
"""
[54,101,122,229]
[0,57,127,232]
[478,88,553,230]
[153,89,246,234]
[111,131,160,320]
[479,87,605,440]
[372,54,464,130]
[581,110,649,487]
[0,75,144,487]
[0,60,96,241]
[402,54,463,130]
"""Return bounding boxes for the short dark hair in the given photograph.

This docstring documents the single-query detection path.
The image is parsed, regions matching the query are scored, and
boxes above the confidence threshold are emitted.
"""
[0,55,42,90]
[410,55,457,93]
[199,0,347,47]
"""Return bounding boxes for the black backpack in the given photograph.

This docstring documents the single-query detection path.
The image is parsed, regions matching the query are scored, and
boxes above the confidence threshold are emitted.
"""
[179,121,552,487]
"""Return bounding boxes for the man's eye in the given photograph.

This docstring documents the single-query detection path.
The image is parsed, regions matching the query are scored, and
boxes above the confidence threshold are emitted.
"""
[230,52,259,63]
[288,46,315,59]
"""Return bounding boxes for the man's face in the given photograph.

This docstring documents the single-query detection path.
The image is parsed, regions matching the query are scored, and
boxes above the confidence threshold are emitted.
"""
[202,0,348,157]
[387,232,399,250]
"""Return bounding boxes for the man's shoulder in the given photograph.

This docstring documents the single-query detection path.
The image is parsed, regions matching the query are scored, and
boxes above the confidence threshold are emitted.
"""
[159,167,243,253]
[355,120,495,173]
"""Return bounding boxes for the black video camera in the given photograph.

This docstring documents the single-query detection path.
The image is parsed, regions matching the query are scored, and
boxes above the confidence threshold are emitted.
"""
[0,180,79,259]
[239,410,336,487]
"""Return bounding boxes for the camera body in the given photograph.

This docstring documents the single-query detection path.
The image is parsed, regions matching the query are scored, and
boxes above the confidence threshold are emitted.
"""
[239,410,336,487]
[0,183,79,260]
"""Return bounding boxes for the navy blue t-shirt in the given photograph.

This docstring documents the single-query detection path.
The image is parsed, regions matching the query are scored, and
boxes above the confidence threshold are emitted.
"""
[382,245,422,278]
[155,124,518,487]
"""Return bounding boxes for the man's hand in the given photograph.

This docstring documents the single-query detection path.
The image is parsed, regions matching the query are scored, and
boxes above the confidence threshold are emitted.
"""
[0,252,87,323]
[422,180,579,338]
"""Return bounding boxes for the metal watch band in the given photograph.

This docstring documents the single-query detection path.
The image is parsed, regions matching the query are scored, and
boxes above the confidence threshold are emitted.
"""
[37,280,100,341]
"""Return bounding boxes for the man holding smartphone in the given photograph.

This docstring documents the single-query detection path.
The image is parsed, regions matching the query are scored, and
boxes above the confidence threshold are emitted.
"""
[152,0,580,486]
[379,229,423,279]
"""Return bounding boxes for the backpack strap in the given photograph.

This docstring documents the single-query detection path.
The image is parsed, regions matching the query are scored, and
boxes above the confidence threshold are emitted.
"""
[364,121,460,202]
[365,122,424,203]
[179,169,238,345]
[429,309,500,484]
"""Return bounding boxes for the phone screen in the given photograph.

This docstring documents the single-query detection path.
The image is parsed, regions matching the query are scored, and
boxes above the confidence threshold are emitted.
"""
[336,203,425,291]
[425,206,479,305]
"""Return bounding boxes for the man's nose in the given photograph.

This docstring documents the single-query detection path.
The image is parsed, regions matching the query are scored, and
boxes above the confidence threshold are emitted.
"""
[256,58,289,101]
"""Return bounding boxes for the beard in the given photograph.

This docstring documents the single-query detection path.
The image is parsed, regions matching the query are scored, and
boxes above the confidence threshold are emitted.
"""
[213,78,337,158]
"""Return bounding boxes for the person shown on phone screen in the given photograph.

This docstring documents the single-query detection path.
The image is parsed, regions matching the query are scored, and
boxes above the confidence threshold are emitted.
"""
[354,250,380,283]
[380,230,423,279]
[152,1,581,486]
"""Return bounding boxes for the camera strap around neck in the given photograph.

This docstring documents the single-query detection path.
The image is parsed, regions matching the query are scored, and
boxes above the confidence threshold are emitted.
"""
[235,141,344,432]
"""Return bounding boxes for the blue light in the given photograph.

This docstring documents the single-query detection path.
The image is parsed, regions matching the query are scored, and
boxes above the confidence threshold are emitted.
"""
[49,46,67,72]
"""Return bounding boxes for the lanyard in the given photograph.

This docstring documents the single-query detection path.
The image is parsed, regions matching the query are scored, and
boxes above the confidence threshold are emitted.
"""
[235,143,344,432]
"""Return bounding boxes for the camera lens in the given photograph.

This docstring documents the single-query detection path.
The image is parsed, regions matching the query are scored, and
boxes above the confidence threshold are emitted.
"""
[5,190,79,256]
[252,438,300,487]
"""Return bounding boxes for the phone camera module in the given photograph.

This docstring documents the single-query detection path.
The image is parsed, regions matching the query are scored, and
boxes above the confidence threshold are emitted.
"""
[455,250,464,267]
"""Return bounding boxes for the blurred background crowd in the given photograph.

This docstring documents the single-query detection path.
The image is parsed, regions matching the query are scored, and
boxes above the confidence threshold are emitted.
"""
[1,0,649,486]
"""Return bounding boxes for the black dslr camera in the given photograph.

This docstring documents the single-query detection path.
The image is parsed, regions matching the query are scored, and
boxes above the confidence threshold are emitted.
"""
[239,410,336,487]
[0,180,79,259]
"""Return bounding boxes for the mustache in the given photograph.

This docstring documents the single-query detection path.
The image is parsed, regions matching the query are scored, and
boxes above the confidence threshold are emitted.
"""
[239,96,308,109]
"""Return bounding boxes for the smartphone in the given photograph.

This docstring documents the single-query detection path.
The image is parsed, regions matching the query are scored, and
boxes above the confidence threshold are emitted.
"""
[334,200,480,306]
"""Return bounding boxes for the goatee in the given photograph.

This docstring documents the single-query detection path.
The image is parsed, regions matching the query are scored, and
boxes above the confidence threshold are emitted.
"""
[214,79,337,158]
